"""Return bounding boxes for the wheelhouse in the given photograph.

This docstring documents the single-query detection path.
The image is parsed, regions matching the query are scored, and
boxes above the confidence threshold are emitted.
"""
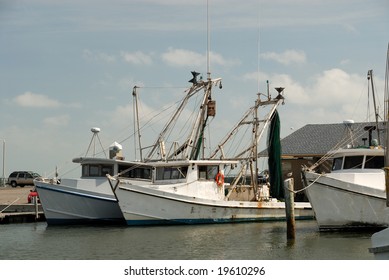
[331,148,384,171]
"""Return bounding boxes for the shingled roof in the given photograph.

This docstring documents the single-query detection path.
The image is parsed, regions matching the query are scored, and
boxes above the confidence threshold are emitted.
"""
[277,121,385,157]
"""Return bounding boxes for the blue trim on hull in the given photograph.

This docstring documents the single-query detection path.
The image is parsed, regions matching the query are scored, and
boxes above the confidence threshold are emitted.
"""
[46,218,125,226]
[126,216,313,226]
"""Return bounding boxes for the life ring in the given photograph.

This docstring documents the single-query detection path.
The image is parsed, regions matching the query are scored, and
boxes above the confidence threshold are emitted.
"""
[215,172,224,186]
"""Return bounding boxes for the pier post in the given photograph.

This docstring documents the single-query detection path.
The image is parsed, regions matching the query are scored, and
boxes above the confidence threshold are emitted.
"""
[34,196,39,220]
[284,178,295,240]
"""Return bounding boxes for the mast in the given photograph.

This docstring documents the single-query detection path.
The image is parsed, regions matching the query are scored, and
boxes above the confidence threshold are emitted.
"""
[132,86,142,161]
[384,44,389,207]
[367,70,381,145]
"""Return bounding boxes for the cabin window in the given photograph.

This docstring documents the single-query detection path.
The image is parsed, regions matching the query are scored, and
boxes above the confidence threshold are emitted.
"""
[332,157,343,171]
[82,164,113,177]
[343,156,364,169]
[156,166,188,180]
[364,156,384,169]
[119,165,152,180]
[89,165,100,176]
[198,165,219,180]
[101,166,113,176]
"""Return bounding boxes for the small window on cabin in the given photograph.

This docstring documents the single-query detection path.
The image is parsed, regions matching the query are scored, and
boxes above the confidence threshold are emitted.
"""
[156,166,188,180]
[364,156,384,169]
[101,166,113,176]
[343,156,364,169]
[198,165,219,180]
[332,157,343,171]
[82,165,89,176]
[89,165,100,176]
[143,168,152,180]
[207,166,218,180]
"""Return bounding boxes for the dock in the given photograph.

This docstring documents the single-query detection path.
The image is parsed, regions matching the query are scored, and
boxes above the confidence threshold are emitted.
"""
[0,186,46,224]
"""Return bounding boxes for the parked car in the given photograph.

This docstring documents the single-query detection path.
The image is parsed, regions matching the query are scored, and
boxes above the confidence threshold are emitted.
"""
[8,171,41,188]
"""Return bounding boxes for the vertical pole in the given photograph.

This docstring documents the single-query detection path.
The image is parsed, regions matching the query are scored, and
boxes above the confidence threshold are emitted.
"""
[34,195,39,220]
[1,140,5,187]
[284,178,295,239]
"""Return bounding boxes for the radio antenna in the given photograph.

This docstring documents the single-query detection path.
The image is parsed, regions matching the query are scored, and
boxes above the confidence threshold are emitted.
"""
[207,0,211,80]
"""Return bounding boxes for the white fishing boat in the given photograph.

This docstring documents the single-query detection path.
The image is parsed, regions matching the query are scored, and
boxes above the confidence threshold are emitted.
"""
[369,44,389,258]
[303,53,389,231]
[112,159,312,225]
[303,146,389,230]
[34,129,152,225]
[110,72,313,226]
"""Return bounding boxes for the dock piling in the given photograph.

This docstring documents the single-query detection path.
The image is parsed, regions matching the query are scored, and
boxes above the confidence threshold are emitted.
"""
[284,178,295,240]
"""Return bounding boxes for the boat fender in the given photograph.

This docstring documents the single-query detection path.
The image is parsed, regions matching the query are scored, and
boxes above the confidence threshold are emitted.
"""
[215,172,224,187]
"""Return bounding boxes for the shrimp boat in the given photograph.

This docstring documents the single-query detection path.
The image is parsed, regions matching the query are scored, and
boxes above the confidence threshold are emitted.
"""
[109,73,313,226]
[369,44,389,258]
[34,129,152,225]
[303,65,389,231]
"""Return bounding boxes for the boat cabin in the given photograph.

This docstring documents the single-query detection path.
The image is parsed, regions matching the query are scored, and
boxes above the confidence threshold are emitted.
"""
[73,157,152,181]
[331,148,384,172]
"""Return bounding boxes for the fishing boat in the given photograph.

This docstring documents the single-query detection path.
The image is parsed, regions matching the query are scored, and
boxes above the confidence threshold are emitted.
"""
[303,57,389,230]
[370,44,389,258]
[109,73,313,226]
[303,146,389,230]
[34,129,152,225]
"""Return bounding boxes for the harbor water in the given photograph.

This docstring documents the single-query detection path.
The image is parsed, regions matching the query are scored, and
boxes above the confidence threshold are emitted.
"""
[0,220,375,260]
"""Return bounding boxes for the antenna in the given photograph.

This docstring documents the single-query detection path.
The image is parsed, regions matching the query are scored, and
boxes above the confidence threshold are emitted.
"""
[85,127,107,158]
[207,0,211,80]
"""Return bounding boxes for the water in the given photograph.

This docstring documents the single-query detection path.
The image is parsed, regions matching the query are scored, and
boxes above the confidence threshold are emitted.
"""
[0,220,375,260]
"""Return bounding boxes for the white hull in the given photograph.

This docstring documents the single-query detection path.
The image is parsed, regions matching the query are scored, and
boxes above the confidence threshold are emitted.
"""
[304,171,389,230]
[35,179,124,225]
[116,184,313,225]
[370,227,389,259]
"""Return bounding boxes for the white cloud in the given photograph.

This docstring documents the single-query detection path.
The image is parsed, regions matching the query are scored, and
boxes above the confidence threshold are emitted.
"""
[241,67,380,125]
[13,92,81,109]
[162,48,204,67]
[121,51,153,65]
[14,92,61,108]
[43,114,70,126]
[261,50,307,65]
[161,48,240,68]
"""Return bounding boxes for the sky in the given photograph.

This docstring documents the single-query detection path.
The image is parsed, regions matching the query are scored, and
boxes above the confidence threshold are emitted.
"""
[0,0,388,179]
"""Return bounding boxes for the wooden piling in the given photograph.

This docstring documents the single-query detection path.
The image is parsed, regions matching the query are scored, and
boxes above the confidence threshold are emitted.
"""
[284,178,295,239]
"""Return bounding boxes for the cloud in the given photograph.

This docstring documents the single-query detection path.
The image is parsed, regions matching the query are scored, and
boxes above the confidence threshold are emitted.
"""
[161,48,240,68]
[14,92,61,108]
[43,114,70,126]
[242,68,374,118]
[261,50,307,65]
[121,51,153,65]
[13,92,81,109]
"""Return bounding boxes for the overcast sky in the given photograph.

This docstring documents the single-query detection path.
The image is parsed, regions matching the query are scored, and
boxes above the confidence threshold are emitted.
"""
[0,0,388,178]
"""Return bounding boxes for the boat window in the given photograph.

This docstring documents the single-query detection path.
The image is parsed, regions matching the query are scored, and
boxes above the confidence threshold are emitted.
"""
[119,165,152,180]
[364,156,384,169]
[343,156,364,169]
[198,165,219,180]
[156,166,188,180]
[332,157,343,171]
[89,165,100,176]
[82,164,113,177]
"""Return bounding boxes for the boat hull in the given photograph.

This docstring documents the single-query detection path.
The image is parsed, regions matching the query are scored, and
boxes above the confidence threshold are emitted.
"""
[370,227,389,259]
[35,180,124,225]
[116,184,313,226]
[304,171,389,230]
